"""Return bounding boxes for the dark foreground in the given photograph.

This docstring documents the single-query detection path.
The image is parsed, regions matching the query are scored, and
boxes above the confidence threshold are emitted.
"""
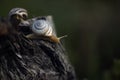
[0,18,76,80]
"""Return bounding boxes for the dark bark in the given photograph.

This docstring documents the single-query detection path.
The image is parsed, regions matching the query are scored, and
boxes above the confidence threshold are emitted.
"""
[0,18,76,80]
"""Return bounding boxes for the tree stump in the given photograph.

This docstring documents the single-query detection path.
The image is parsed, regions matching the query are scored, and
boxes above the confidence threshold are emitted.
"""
[0,18,76,80]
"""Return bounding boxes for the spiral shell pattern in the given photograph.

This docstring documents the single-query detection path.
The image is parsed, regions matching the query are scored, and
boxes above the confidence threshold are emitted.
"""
[31,20,53,36]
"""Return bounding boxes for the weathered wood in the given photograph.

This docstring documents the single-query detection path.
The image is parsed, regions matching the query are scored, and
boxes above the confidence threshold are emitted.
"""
[0,18,76,80]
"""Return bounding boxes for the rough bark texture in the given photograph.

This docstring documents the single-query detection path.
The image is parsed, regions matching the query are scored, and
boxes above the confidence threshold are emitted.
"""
[0,19,76,80]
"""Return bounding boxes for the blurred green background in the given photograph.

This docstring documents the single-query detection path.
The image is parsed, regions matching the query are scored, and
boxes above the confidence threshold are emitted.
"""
[0,0,120,80]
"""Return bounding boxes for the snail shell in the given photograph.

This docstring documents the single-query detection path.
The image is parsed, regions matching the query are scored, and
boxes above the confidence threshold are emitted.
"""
[8,8,28,20]
[31,20,53,36]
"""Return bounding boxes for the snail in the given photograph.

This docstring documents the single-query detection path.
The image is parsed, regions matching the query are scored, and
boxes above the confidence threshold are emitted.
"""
[8,8,29,32]
[8,8,28,21]
[26,19,67,43]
